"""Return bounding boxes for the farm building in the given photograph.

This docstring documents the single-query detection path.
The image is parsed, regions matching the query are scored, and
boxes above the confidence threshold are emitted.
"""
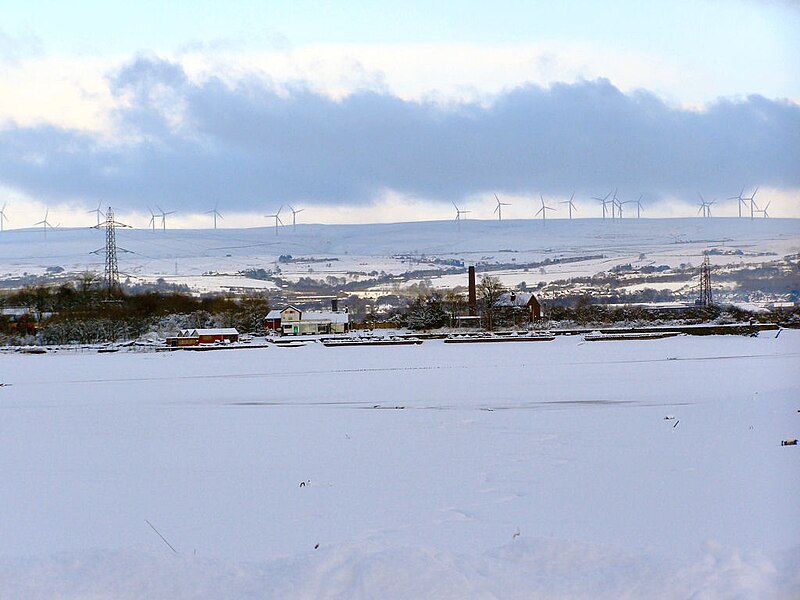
[264,309,284,332]
[495,291,542,322]
[265,305,350,335]
[166,328,240,347]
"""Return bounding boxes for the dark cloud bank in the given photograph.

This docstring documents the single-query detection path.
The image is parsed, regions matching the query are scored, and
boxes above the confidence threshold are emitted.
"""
[0,55,798,210]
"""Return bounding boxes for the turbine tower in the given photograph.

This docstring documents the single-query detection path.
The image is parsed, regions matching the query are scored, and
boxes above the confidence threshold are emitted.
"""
[697,194,714,218]
[592,191,612,220]
[535,195,556,223]
[0,202,8,231]
[265,206,283,235]
[93,207,131,295]
[88,202,103,226]
[619,196,643,219]
[610,188,621,219]
[631,194,644,219]
[34,209,56,237]
[453,202,470,231]
[748,187,759,220]
[728,187,750,219]
[156,205,176,230]
[205,203,224,229]
[493,194,511,221]
[559,192,577,219]
[146,207,158,230]
[288,205,304,230]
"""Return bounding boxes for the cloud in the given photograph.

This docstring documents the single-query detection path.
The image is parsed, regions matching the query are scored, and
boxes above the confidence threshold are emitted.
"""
[0,56,797,213]
[0,29,43,64]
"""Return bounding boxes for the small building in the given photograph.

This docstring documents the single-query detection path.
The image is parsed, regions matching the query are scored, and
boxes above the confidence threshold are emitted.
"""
[495,291,542,322]
[167,328,239,346]
[264,309,283,332]
[165,334,200,347]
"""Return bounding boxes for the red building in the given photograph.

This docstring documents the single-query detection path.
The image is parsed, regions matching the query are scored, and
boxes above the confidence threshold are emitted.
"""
[166,328,240,347]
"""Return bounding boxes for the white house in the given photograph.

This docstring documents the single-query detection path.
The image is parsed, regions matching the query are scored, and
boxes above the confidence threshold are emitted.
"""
[265,305,349,335]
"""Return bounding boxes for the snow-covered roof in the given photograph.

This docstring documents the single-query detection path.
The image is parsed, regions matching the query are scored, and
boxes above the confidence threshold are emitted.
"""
[301,311,349,323]
[265,310,282,319]
[180,328,239,336]
[495,292,538,307]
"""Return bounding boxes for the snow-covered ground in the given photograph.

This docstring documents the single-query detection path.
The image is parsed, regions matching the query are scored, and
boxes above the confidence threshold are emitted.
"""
[1,218,797,294]
[1,331,798,598]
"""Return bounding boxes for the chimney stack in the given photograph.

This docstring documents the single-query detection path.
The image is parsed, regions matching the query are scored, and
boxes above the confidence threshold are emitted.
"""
[468,266,477,316]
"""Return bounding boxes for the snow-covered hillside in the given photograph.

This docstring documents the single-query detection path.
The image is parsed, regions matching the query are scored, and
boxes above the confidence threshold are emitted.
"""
[1,217,797,296]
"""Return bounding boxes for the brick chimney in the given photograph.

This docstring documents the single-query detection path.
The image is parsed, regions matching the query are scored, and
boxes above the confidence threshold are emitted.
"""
[468,266,477,316]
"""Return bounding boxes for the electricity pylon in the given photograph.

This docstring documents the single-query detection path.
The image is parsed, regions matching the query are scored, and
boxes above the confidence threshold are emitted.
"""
[92,207,131,295]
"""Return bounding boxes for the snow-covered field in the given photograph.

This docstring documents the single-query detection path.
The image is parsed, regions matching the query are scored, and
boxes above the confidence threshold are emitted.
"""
[1,331,798,598]
[1,218,797,295]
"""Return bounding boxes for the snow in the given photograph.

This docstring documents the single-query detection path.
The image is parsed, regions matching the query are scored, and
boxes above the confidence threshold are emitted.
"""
[1,218,797,292]
[0,331,798,598]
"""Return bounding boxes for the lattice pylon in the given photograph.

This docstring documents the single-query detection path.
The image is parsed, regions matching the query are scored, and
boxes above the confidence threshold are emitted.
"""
[104,207,120,293]
[699,254,713,307]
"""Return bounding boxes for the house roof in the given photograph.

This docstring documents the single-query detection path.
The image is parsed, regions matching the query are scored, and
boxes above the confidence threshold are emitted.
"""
[302,310,349,323]
[180,328,239,336]
[265,310,282,319]
[495,292,539,308]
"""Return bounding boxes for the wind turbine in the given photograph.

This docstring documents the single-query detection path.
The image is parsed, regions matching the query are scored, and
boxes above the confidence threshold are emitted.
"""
[748,187,759,220]
[155,205,176,230]
[592,191,612,220]
[287,205,304,230]
[34,208,57,237]
[493,194,511,221]
[728,187,750,219]
[758,201,771,218]
[0,202,8,231]
[610,188,621,219]
[453,201,470,231]
[205,203,224,229]
[630,194,644,219]
[265,206,283,235]
[535,195,556,223]
[146,207,158,230]
[87,201,103,226]
[697,194,714,218]
[559,192,577,219]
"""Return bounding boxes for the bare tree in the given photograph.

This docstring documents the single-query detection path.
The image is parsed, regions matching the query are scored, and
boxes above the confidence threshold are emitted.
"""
[477,275,505,330]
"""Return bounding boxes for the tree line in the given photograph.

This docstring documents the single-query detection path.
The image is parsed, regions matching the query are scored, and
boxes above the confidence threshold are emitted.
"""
[0,274,269,344]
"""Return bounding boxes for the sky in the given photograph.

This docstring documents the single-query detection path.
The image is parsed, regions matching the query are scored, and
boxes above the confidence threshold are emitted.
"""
[0,0,798,228]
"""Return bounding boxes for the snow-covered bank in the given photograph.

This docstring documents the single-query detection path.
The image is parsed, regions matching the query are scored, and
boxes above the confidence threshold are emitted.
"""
[0,332,798,598]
